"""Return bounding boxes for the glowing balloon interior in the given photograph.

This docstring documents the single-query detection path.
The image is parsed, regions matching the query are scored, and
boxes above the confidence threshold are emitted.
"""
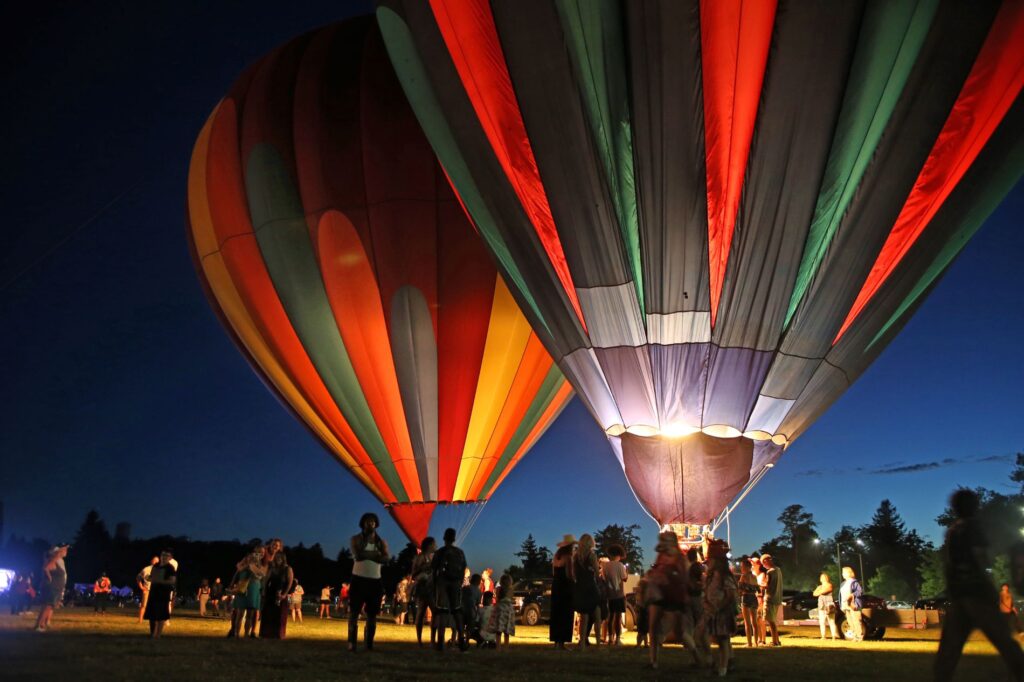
[378,0,1024,527]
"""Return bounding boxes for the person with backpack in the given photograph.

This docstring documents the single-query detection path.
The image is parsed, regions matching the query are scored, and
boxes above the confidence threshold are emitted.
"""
[348,513,389,652]
[431,527,468,652]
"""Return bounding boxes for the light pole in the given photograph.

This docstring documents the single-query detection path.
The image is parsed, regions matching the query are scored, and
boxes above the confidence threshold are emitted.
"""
[815,536,865,580]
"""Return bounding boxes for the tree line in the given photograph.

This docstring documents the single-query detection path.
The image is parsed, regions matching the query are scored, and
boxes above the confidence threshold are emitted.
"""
[4,452,1019,603]
[749,452,1023,600]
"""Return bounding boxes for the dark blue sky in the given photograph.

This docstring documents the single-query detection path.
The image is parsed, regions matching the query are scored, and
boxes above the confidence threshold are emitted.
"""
[2,2,1021,574]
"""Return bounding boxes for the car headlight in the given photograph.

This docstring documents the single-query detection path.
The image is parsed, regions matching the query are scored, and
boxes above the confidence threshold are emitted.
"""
[514,597,524,609]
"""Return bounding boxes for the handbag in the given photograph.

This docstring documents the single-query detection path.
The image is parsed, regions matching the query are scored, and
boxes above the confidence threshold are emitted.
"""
[230,576,251,596]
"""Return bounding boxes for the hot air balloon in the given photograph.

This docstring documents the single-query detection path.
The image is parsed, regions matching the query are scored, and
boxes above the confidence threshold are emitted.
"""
[376,0,1024,535]
[186,16,572,544]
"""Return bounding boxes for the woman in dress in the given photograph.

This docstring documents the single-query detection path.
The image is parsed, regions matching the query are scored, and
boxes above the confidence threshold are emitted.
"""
[814,571,838,640]
[197,579,211,617]
[569,533,601,649]
[738,559,759,647]
[229,545,265,638]
[488,573,516,650]
[144,549,177,638]
[703,556,738,677]
[751,556,768,646]
[260,548,294,639]
[549,535,575,649]
[411,536,437,647]
[34,545,68,632]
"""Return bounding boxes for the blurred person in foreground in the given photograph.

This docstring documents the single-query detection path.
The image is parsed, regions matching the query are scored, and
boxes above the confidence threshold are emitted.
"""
[935,489,1024,681]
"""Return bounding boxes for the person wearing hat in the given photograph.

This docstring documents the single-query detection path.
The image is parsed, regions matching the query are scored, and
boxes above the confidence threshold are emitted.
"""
[34,544,68,632]
[93,572,112,614]
[549,534,576,649]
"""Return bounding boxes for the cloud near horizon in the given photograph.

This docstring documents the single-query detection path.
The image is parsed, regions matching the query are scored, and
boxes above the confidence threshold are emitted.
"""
[795,452,1013,478]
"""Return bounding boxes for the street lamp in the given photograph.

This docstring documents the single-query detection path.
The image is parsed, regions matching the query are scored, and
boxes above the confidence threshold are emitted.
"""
[817,535,866,581]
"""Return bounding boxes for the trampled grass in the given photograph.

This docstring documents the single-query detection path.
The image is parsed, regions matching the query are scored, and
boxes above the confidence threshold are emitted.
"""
[0,607,1014,681]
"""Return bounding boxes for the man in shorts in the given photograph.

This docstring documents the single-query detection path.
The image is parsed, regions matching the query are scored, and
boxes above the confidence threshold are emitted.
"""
[604,545,629,645]
[762,554,783,646]
[431,527,468,651]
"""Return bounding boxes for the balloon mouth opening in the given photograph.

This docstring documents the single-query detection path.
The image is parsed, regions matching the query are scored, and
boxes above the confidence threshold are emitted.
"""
[605,423,789,446]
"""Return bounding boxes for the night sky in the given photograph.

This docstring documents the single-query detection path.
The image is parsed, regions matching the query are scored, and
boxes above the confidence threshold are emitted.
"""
[2,2,1021,575]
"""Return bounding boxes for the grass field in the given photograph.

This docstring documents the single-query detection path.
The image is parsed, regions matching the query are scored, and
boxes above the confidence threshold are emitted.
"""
[0,607,1015,681]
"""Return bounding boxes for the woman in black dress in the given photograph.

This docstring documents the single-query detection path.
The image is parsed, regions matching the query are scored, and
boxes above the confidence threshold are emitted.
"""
[145,549,177,638]
[549,535,576,649]
[260,545,294,639]
[570,533,602,648]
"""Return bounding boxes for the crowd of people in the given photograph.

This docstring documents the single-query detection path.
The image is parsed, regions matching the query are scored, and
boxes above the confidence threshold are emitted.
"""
[7,489,1024,679]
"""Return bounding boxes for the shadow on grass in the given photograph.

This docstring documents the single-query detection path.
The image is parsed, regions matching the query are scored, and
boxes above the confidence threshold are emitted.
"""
[0,612,1013,681]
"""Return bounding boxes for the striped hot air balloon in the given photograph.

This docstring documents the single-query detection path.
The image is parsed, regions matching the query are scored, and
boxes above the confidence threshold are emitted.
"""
[377,0,1024,532]
[186,16,572,544]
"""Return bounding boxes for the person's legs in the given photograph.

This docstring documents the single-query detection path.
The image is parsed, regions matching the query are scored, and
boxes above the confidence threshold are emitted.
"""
[828,611,839,639]
[819,608,827,638]
[648,606,662,668]
[716,635,731,675]
[139,590,149,623]
[348,584,366,650]
[149,620,157,637]
[244,609,257,637]
[415,599,427,645]
[768,604,781,645]
[934,601,973,682]
[578,612,590,647]
[679,611,706,667]
[35,605,52,630]
[742,606,755,646]
[847,609,863,641]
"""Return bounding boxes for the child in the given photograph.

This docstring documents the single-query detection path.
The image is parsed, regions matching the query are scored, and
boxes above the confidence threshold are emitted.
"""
[477,591,496,647]
[488,574,516,650]
[635,572,649,648]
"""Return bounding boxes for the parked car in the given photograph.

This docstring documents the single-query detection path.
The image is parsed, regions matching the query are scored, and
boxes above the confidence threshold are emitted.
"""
[513,579,551,626]
[914,596,951,611]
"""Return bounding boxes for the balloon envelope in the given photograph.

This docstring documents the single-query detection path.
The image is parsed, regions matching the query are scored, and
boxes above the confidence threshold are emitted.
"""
[378,0,1024,527]
[186,17,572,543]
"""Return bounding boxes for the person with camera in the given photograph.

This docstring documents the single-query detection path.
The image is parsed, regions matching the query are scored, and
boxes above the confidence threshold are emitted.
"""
[813,571,839,640]
[348,513,389,652]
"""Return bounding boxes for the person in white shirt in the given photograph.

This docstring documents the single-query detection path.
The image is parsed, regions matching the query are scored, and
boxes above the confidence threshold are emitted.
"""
[348,513,389,652]
[604,545,629,645]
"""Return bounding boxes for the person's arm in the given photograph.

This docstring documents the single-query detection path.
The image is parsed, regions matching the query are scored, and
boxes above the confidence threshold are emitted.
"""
[281,566,295,599]
[378,536,390,562]
[351,534,363,561]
